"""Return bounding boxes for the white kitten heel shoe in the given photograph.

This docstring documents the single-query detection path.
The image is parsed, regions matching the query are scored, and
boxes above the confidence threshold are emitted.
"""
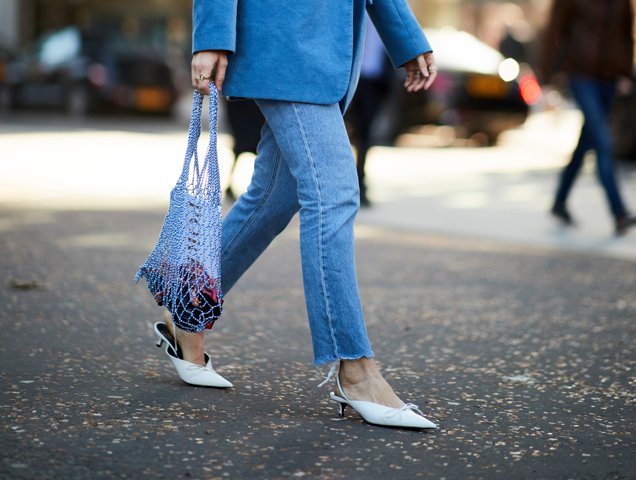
[153,322,233,388]
[330,374,436,429]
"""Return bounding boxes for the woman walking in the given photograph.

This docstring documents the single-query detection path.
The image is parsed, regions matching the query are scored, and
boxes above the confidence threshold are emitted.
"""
[155,0,438,429]
[542,0,636,235]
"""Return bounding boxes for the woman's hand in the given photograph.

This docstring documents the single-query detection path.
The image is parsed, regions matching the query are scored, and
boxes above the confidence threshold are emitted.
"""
[404,52,437,93]
[192,50,229,94]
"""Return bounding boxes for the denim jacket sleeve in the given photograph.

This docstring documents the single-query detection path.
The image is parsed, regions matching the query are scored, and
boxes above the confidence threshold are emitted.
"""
[192,0,238,54]
[366,0,432,67]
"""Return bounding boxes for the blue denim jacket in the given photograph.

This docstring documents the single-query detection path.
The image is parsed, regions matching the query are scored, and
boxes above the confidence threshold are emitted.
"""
[192,0,432,109]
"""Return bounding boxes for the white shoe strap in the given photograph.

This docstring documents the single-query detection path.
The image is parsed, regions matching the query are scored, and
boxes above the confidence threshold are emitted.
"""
[330,392,349,404]
[317,363,337,388]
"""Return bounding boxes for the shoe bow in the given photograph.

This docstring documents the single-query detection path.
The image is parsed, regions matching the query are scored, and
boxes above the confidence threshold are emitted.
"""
[385,403,424,419]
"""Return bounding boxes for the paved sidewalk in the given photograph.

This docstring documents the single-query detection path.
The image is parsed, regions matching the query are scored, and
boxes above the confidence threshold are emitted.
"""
[358,149,636,260]
[1,109,635,260]
[356,110,636,261]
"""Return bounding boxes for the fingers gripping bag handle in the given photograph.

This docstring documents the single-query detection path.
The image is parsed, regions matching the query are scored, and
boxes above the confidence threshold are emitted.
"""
[135,88,224,332]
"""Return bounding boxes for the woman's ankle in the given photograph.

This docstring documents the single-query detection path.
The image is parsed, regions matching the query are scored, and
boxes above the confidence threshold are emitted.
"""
[338,358,403,408]
[179,332,206,365]
[339,358,381,386]
[162,311,206,365]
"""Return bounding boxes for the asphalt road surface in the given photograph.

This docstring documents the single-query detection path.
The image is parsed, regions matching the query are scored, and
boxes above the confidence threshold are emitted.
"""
[1,206,634,479]
[1,110,635,479]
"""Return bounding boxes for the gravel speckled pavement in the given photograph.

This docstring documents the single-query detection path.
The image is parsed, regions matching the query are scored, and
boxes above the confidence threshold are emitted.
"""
[1,206,634,479]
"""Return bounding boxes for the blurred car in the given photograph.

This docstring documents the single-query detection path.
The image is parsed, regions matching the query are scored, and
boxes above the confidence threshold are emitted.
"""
[0,44,13,83]
[0,43,16,108]
[3,26,178,116]
[386,28,542,145]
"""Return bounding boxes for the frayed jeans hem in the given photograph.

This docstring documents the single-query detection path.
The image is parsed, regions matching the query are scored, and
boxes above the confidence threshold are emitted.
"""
[314,351,375,367]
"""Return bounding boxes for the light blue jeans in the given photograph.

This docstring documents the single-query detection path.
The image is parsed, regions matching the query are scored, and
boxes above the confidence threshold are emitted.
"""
[220,100,375,366]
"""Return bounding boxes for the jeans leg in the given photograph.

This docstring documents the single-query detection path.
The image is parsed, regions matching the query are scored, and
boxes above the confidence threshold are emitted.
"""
[256,99,374,365]
[554,121,590,208]
[569,76,626,218]
[221,123,299,294]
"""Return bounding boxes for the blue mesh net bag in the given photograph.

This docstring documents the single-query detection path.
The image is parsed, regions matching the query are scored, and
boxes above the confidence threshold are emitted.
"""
[135,89,223,332]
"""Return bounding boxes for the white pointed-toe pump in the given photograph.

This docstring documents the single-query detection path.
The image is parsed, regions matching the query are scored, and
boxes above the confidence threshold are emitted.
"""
[153,322,233,388]
[330,373,436,429]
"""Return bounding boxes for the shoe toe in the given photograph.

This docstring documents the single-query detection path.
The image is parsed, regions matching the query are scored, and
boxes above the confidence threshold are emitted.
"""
[168,354,233,388]
[187,368,233,388]
[401,410,437,429]
[349,400,437,429]
[198,371,233,388]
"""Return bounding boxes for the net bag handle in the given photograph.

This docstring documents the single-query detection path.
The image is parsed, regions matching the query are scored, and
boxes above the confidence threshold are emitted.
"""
[180,88,221,196]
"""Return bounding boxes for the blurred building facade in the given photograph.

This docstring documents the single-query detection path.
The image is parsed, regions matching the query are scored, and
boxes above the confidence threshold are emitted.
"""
[1,0,192,51]
[1,0,552,53]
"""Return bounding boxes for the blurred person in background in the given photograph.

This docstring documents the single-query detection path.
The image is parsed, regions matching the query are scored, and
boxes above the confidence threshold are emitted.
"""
[223,98,264,201]
[155,0,440,430]
[541,0,636,236]
[497,2,534,65]
[345,17,393,207]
